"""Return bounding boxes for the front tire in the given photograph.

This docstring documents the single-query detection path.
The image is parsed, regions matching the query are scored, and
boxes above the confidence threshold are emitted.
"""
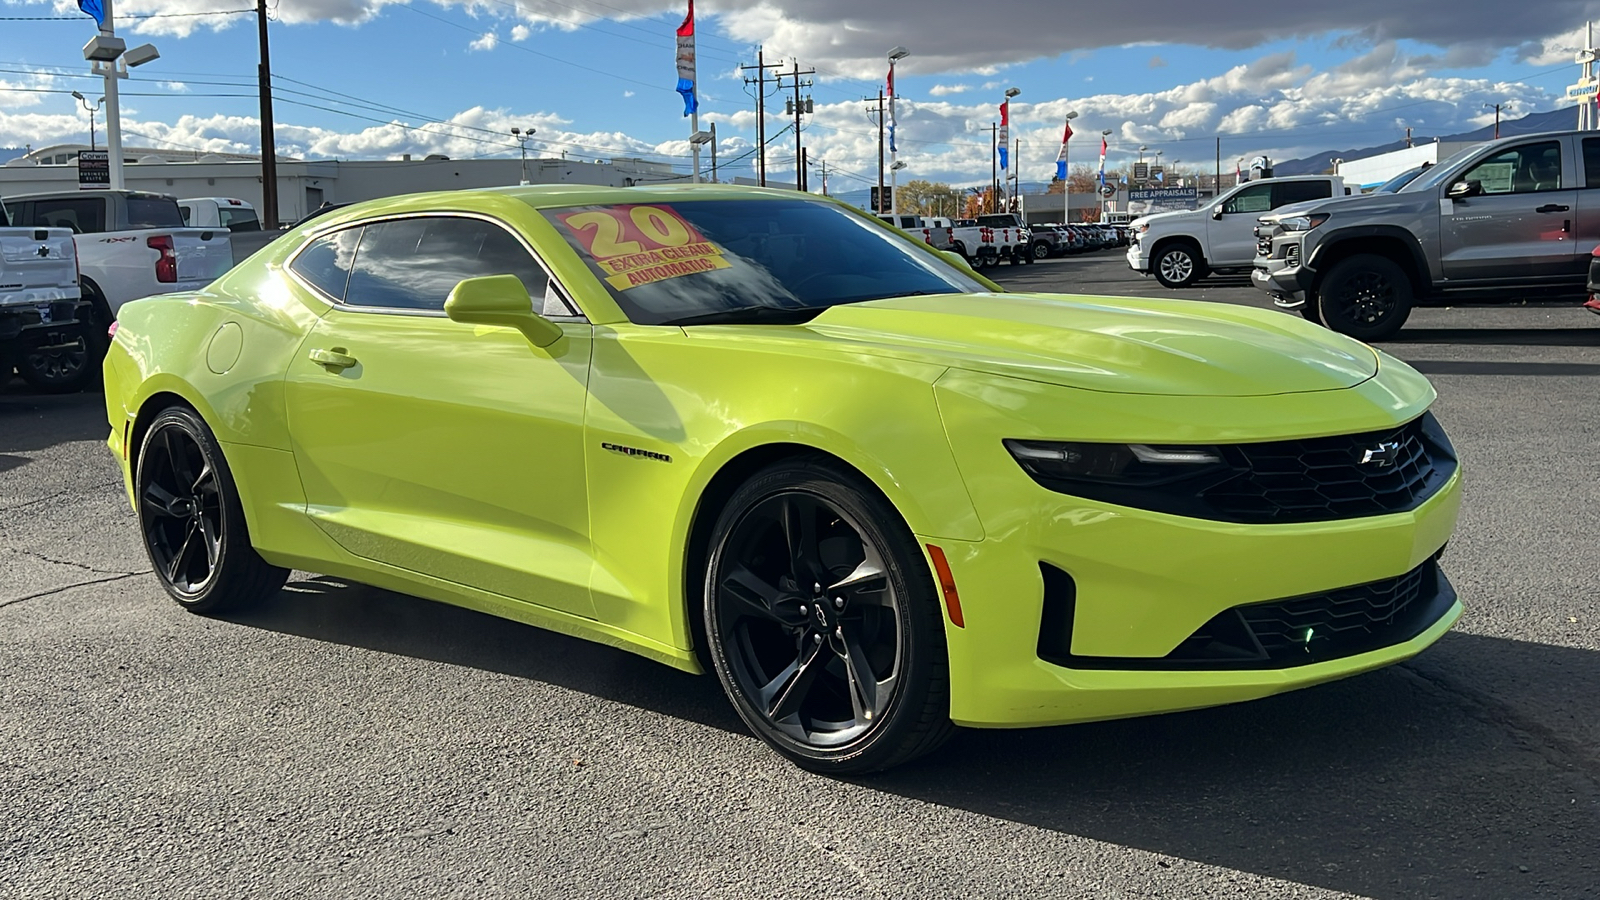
[1314,254,1413,341]
[1152,243,1204,288]
[1032,241,1050,260]
[135,406,288,614]
[702,458,953,774]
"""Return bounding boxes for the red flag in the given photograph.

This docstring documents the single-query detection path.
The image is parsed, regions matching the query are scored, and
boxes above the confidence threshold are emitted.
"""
[887,64,894,97]
[999,100,1009,126]
[1062,121,1074,143]
[676,0,693,37]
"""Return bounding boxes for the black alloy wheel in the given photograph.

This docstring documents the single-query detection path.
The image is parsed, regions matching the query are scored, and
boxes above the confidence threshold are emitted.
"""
[704,459,952,774]
[1315,254,1413,341]
[136,407,288,613]
[1033,241,1051,260]
[15,325,92,393]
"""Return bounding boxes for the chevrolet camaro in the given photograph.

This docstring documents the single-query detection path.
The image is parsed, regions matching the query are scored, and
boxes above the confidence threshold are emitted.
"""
[104,185,1463,773]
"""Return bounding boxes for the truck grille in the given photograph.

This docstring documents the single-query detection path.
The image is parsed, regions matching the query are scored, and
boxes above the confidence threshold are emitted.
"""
[1199,415,1451,524]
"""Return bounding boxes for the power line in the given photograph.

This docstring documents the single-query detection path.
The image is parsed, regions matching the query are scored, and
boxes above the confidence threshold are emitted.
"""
[0,8,252,20]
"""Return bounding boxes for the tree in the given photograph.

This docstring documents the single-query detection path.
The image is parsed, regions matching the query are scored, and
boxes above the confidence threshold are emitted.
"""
[893,179,966,217]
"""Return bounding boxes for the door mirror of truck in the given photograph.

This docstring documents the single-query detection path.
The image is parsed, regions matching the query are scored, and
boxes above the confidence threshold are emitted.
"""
[1211,208,1224,220]
[1447,180,1482,200]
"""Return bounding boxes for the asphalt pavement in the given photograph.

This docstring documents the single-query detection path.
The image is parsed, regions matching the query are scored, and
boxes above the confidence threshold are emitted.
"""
[2,253,1597,899]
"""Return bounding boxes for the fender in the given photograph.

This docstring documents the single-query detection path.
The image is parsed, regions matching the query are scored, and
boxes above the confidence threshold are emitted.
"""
[1306,224,1432,295]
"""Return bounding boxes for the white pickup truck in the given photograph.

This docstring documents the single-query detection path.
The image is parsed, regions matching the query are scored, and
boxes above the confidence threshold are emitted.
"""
[2,190,235,347]
[946,215,1030,269]
[0,198,88,392]
[1126,175,1348,288]
[179,196,262,232]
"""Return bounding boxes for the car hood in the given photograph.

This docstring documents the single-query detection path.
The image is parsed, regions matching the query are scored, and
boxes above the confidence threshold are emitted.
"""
[1131,208,1205,229]
[792,293,1379,397]
[1257,191,1409,223]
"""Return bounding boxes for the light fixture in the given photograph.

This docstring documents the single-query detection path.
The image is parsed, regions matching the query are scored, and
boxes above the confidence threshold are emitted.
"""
[891,160,907,171]
[888,46,910,61]
[124,43,161,68]
[689,130,714,145]
[1065,110,1079,120]
[1005,87,1021,98]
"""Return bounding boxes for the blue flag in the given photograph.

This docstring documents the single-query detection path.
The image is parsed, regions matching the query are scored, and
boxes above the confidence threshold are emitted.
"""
[889,123,897,154]
[77,0,105,26]
[1056,160,1067,181]
[1155,170,1165,183]
[998,144,1008,170]
[675,2,697,117]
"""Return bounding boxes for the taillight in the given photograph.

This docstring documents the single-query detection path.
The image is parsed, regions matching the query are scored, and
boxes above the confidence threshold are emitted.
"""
[147,235,177,283]
[108,320,118,338]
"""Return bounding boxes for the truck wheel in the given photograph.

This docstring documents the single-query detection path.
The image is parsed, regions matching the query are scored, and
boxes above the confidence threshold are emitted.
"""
[1008,251,1023,267]
[1032,242,1050,260]
[1153,243,1203,288]
[15,325,93,394]
[1315,254,1413,341]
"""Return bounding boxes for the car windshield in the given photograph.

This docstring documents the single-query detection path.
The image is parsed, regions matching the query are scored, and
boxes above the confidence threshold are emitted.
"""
[544,198,985,325]
[1399,146,1480,194]
[126,196,185,229]
[1375,165,1428,193]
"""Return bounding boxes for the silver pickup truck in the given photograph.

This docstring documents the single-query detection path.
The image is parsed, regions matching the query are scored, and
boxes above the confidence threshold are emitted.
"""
[0,199,87,392]
[1254,129,1599,339]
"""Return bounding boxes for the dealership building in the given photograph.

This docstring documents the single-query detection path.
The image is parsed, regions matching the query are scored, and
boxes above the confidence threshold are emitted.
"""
[0,144,687,226]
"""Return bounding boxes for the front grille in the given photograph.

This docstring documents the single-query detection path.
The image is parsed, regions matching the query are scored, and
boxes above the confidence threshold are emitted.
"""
[1037,559,1455,671]
[1199,416,1452,524]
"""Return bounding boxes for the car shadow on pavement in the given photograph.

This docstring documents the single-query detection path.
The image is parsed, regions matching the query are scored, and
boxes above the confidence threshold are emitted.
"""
[1386,327,1600,348]
[870,631,1600,900]
[1404,360,1600,377]
[0,387,108,456]
[230,575,744,734]
[233,576,1599,899]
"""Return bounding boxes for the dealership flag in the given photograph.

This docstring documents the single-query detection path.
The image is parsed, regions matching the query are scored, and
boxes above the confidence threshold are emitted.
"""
[997,101,1009,170]
[1097,135,1107,187]
[675,1,697,117]
[1055,120,1073,181]
[76,0,105,26]
[887,64,897,153]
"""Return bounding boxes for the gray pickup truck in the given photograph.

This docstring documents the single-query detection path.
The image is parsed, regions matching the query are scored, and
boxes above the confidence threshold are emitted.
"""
[1253,130,1600,340]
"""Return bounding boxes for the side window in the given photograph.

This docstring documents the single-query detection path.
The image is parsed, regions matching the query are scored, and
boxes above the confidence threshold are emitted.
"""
[1221,184,1273,214]
[1461,141,1563,194]
[289,227,361,302]
[343,216,555,313]
[218,208,261,232]
[1273,181,1332,207]
[1583,138,1600,189]
[30,198,106,234]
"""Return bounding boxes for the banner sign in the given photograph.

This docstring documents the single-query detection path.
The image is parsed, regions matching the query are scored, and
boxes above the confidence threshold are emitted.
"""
[556,204,731,290]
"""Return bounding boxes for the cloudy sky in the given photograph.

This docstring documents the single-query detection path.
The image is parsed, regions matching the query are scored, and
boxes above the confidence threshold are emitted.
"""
[1,0,1597,190]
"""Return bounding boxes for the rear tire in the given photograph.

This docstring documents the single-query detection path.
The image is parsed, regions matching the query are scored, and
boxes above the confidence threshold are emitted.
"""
[15,325,93,393]
[135,406,288,614]
[1314,254,1413,341]
[702,457,954,774]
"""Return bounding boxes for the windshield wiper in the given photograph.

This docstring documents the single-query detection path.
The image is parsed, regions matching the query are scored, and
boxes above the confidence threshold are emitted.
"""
[662,305,825,327]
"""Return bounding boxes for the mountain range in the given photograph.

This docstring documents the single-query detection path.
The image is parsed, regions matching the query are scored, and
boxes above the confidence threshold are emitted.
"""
[1272,106,1578,176]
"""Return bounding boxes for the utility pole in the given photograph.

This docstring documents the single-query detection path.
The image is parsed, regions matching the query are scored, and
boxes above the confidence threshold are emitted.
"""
[740,48,781,187]
[867,91,886,212]
[1215,136,1221,199]
[255,0,278,228]
[990,123,998,214]
[709,122,717,183]
[1486,102,1503,139]
[782,60,814,192]
[798,147,807,192]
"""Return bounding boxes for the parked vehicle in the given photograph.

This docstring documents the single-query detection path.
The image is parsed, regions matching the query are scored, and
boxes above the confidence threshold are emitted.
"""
[876,213,955,252]
[1128,175,1347,288]
[1587,244,1600,316]
[0,198,88,391]
[974,213,1035,265]
[1254,130,1600,339]
[178,197,261,232]
[2,190,235,348]
[104,184,1462,774]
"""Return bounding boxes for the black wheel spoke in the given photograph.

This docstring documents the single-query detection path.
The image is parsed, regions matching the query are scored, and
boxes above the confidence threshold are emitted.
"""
[721,564,787,624]
[780,494,821,583]
[197,514,221,569]
[142,481,183,519]
[837,626,885,724]
[827,556,888,600]
[167,522,198,584]
[762,638,829,721]
[190,458,214,496]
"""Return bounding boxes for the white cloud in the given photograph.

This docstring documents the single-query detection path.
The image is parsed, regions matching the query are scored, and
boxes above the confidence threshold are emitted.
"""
[468,31,499,52]
[510,24,531,42]
[929,84,970,96]
[624,90,635,97]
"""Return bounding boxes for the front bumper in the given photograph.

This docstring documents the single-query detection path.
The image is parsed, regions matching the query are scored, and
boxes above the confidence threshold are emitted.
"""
[1253,234,1315,307]
[1126,243,1149,273]
[931,368,1461,728]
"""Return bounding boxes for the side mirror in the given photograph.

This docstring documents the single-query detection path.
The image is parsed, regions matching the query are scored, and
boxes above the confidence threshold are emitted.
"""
[1447,180,1482,200]
[1211,208,1224,220]
[445,275,564,348]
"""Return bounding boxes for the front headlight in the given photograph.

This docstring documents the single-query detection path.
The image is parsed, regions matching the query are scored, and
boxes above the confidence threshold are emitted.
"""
[1004,440,1223,483]
[1279,213,1330,232]
[1133,223,1149,234]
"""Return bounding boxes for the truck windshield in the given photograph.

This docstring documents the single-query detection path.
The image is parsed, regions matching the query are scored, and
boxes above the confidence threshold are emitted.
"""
[126,196,185,229]
[544,198,984,325]
[1399,146,1479,194]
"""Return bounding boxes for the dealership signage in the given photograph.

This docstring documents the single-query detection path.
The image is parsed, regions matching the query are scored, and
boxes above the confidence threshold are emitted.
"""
[1128,186,1199,214]
[77,150,109,189]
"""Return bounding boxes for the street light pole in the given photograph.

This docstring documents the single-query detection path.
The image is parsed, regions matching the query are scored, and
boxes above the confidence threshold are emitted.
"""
[512,127,535,184]
[1059,110,1078,224]
[71,91,103,150]
[888,46,909,216]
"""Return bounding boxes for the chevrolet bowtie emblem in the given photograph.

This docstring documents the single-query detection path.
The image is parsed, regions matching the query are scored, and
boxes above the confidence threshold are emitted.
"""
[1361,441,1402,467]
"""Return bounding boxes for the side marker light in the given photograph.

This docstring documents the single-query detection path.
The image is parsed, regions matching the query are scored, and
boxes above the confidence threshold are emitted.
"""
[926,544,964,628]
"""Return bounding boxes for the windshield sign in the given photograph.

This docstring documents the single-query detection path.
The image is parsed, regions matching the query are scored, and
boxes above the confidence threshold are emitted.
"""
[546,199,984,325]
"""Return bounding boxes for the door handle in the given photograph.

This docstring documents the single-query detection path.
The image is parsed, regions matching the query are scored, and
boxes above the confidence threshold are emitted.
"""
[309,347,357,370]
[1535,204,1571,213]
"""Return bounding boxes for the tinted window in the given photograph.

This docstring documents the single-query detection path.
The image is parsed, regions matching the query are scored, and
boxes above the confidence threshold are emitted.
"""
[125,196,184,229]
[545,199,985,325]
[218,207,260,232]
[1460,141,1562,194]
[0,200,8,228]
[343,216,550,312]
[29,197,106,234]
[289,228,361,301]
[1273,181,1332,207]
[1584,138,1600,189]
[1221,184,1273,214]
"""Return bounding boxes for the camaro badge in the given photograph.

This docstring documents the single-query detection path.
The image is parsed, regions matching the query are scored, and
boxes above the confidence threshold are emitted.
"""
[1360,441,1402,467]
[601,442,672,463]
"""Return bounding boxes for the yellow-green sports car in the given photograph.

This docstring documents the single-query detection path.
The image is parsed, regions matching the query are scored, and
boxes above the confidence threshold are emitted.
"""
[104,184,1462,773]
